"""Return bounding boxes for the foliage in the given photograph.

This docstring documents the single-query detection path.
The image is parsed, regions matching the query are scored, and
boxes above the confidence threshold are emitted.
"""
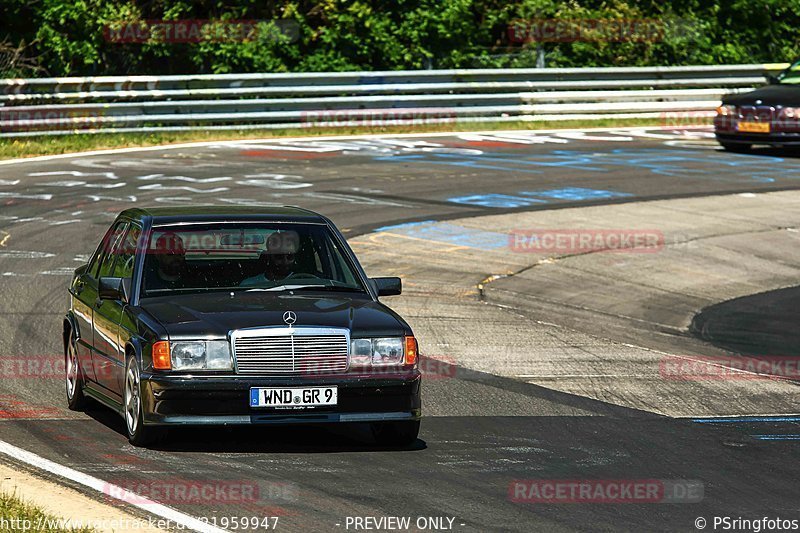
[0,0,798,76]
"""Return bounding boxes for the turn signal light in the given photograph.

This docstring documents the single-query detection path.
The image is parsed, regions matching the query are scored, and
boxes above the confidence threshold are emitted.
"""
[153,341,171,370]
[404,336,418,365]
[716,105,735,116]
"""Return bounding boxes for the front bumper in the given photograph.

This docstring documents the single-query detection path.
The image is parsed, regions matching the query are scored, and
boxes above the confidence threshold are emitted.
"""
[140,371,421,426]
[714,115,800,146]
[715,131,800,146]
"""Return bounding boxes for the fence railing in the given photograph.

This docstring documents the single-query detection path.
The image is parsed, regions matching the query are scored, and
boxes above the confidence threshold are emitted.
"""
[0,64,786,137]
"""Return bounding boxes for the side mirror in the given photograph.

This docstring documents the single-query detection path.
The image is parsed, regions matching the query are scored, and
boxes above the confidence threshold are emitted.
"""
[766,74,780,85]
[370,277,402,297]
[98,276,128,301]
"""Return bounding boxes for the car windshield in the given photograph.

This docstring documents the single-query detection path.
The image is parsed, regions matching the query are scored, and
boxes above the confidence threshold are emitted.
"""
[141,222,366,296]
[778,61,800,84]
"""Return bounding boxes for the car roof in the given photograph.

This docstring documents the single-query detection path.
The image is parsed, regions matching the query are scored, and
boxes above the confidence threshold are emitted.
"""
[119,205,328,225]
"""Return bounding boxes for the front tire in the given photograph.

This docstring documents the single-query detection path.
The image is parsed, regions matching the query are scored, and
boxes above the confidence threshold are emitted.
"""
[371,420,420,447]
[65,333,86,411]
[124,356,161,447]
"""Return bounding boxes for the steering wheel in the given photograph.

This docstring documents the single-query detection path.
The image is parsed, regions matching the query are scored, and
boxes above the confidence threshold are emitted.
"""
[283,272,317,281]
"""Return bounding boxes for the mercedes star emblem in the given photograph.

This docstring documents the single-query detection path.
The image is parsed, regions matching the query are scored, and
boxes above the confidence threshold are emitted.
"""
[283,311,297,326]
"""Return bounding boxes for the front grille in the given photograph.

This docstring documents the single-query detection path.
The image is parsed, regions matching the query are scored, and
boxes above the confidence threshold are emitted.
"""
[231,327,350,376]
[738,105,775,121]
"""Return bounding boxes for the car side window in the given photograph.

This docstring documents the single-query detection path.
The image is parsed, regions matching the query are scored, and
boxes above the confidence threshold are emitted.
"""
[87,223,121,279]
[322,234,358,286]
[95,222,128,279]
[112,225,141,279]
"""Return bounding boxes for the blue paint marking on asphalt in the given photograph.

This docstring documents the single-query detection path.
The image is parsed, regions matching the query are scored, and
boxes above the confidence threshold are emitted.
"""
[522,187,633,201]
[752,435,800,441]
[374,221,509,250]
[374,220,436,232]
[448,194,548,209]
[375,148,800,183]
[447,187,632,208]
[692,416,800,424]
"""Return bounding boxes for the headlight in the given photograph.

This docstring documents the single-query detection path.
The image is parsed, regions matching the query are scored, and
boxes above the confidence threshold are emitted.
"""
[716,105,736,116]
[171,341,233,371]
[350,336,417,367]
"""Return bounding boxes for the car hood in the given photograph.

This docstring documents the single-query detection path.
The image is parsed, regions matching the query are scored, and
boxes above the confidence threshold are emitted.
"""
[139,291,411,339]
[723,84,800,107]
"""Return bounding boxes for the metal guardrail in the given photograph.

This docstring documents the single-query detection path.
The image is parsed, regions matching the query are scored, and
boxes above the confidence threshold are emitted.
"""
[0,64,787,137]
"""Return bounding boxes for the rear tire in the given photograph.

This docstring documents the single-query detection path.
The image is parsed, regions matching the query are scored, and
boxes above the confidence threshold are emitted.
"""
[124,356,162,447]
[65,332,87,411]
[721,142,752,152]
[371,420,420,447]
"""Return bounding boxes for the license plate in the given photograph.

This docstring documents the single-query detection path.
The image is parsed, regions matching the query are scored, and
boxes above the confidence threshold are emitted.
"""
[250,386,337,409]
[737,121,770,133]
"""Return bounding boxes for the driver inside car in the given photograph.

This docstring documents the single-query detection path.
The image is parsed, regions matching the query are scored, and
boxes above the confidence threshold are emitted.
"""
[240,231,301,287]
[144,232,189,291]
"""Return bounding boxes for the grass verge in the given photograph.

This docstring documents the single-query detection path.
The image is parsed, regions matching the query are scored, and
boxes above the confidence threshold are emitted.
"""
[0,117,702,161]
[0,492,94,532]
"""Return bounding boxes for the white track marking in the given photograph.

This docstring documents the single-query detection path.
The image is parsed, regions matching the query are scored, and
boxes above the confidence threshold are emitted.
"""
[137,183,229,194]
[36,180,126,189]
[238,174,312,189]
[664,140,719,149]
[299,191,413,207]
[0,126,713,167]
[135,174,233,183]
[153,196,193,203]
[218,198,283,207]
[47,220,81,226]
[41,180,86,187]
[457,133,568,144]
[41,267,76,275]
[0,179,20,186]
[28,170,122,180]
[0,439,228,533]
[85,194,137,202]
[0,193,52,200]
[85,182,127,189]
[0,250,55,258]
[556,131,634,142]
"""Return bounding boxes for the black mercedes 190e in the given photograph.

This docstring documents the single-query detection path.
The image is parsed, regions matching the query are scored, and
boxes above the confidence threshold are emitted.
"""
[64,206,421,447]
[715,58,800,150]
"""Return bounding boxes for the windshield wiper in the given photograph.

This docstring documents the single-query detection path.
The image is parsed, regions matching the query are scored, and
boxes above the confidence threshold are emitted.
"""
[246,284,327,292]
[292,285,366,293]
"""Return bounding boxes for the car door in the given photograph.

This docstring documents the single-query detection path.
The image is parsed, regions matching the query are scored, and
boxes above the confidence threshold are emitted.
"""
[72,263,99,384]
[91,222,130,399]
[72,221,127,385]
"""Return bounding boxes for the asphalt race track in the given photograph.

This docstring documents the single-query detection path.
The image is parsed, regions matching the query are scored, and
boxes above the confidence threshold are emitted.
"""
[2,127,800,532]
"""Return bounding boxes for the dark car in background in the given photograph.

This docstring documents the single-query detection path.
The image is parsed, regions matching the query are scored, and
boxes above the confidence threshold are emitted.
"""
[715,59,800,151]
[63,206,421,447]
